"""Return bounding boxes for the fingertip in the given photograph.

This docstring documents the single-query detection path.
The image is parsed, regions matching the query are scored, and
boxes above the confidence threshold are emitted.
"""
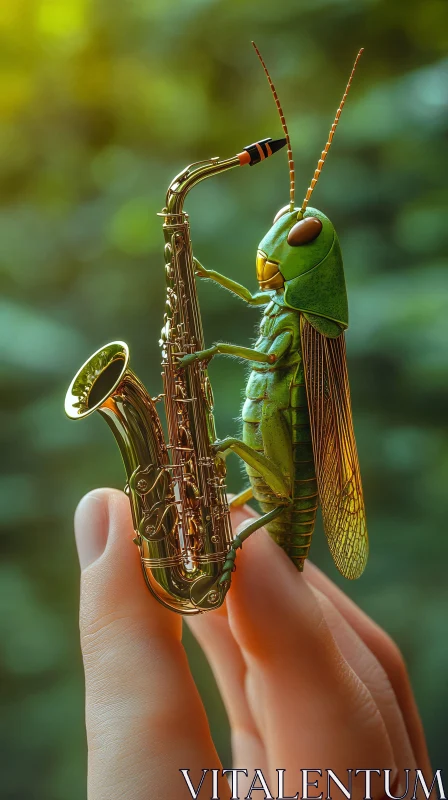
[74,488,113,570]
[75,487,137,570]
[76,486,179,638]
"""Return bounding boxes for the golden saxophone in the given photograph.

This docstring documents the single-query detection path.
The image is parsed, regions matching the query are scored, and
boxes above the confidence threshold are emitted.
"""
[65,138,286,614]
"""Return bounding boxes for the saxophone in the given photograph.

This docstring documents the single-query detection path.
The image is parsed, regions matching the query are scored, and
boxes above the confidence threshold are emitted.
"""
[65,137,286,614]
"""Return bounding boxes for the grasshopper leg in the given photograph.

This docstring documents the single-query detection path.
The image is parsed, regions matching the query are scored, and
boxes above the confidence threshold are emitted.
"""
[219,505,284,586]
[214,437,292,586]
[213,436,291,501]
[179,343,275,369]
[193,259,269,307]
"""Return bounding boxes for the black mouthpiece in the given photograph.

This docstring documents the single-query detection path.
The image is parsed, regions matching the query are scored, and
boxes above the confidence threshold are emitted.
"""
[241,137,287,166]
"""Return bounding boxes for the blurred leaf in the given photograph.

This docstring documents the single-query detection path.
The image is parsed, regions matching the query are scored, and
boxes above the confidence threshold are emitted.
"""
[0,300,86,373]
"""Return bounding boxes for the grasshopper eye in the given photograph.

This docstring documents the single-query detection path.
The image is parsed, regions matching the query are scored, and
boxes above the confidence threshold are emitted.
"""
[287,216,322,246]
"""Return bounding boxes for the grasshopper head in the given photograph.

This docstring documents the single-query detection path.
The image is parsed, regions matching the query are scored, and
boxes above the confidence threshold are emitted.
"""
[251,44,363,331]
[256,206,349,329]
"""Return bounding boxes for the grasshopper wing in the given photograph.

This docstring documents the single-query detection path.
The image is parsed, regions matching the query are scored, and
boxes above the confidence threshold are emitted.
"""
[301,317,368,579]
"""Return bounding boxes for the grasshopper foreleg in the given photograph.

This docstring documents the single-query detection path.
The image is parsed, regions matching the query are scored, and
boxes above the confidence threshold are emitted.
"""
[193,258,269,306]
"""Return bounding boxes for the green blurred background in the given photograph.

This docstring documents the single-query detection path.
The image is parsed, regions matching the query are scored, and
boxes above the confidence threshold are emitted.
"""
[1,0,447,796]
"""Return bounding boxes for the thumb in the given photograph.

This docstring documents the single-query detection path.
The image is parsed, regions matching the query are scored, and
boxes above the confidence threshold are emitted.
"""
[75,488,229,800]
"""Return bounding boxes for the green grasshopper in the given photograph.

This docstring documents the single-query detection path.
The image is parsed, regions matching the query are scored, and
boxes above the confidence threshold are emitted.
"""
[180,44,368,585]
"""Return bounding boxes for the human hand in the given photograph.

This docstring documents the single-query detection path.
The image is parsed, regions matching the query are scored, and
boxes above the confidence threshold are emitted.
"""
[74,489,431,800]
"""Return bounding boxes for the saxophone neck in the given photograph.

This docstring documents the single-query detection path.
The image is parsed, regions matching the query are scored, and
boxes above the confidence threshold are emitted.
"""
[163,136,287,216]
[164,154,239,217]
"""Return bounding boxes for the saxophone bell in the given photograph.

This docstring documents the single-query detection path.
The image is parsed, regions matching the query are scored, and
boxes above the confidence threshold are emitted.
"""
[65,341,228,614]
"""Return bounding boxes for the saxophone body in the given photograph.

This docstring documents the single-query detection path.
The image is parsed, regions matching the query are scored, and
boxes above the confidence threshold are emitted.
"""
[65,139,286,614]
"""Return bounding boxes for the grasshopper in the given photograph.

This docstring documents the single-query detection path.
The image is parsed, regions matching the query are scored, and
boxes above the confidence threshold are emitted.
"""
[180,44,368,586]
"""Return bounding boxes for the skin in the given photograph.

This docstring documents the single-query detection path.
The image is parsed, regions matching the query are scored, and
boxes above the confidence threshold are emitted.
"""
[75,488,431,800]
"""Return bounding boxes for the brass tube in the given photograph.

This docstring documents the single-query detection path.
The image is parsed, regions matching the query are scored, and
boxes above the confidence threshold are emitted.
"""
[65,341,228,614]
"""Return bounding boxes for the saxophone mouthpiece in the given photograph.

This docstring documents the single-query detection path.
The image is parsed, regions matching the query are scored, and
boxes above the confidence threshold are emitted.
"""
[238,136,287,166]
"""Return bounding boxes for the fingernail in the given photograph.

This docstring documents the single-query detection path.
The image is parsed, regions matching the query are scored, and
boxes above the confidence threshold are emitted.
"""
[74,490,110,570]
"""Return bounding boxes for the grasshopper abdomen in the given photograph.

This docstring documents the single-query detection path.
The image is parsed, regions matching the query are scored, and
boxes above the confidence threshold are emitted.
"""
[242,302,318,569]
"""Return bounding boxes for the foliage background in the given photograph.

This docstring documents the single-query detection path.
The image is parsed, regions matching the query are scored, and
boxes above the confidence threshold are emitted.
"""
[1,0,447,796]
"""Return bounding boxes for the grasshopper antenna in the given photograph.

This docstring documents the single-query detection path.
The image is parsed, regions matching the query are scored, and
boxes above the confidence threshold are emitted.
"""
[252,41,295,213]
[298,48,364,219]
